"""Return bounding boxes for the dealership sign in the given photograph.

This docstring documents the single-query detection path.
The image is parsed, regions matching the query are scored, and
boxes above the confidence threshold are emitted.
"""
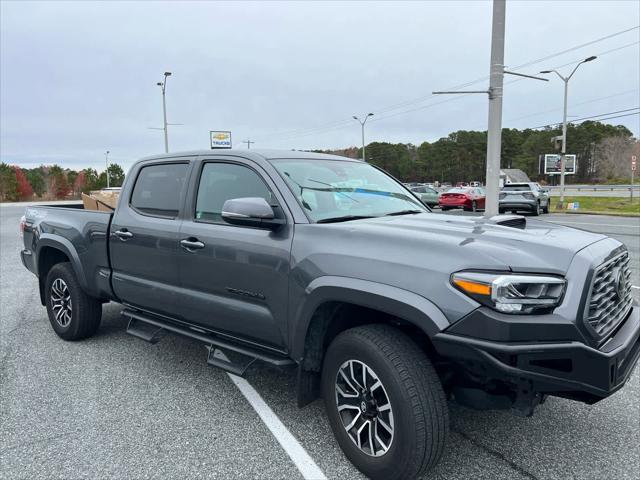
[210,131,232,149]
[544,154,576,175]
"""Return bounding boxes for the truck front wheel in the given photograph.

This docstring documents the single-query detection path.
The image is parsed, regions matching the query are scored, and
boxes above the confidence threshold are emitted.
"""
[45,262,102,340]
[321,324,449,480]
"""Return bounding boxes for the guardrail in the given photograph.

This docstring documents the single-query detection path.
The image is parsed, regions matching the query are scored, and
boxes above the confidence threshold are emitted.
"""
[546,185,639,191]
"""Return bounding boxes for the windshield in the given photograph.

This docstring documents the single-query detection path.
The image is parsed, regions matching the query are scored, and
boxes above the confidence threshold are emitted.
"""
[270,158,427,222]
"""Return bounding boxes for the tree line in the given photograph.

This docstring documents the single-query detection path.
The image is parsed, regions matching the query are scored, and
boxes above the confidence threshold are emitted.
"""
[0,163,125,202]
[318,120,637,184]
[1,120,636,201]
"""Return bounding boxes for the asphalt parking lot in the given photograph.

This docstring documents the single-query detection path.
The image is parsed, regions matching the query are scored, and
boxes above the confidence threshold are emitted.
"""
[1,203,639,480]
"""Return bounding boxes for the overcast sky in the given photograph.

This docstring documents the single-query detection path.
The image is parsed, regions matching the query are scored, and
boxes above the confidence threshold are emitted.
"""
[1,0,639,172]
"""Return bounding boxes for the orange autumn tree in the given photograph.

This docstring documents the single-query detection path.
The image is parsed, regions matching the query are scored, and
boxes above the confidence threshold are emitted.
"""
[14,166,33,200]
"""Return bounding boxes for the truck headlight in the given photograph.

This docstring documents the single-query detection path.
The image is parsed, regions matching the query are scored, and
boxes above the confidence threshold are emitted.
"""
[451,272,566,314]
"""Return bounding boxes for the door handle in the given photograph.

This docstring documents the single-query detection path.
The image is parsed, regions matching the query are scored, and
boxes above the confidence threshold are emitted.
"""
[180,238,205,251]
[114,229,133,240]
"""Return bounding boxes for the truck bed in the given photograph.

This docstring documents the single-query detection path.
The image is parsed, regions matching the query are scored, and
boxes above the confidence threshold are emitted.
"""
[22,204,115,301]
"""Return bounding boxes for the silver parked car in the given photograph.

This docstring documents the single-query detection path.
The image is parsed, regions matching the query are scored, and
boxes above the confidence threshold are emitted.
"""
[499,182,550,215]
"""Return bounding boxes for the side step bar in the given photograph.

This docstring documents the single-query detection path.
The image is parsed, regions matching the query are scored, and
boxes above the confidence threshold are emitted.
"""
[122,308,295,375]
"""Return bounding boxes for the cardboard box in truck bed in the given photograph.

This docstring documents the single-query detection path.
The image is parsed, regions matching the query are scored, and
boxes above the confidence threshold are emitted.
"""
[81,188,121,211]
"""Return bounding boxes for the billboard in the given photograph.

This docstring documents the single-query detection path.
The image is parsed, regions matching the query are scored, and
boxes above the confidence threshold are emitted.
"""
[544,154,576,175]
[210,131,232,149]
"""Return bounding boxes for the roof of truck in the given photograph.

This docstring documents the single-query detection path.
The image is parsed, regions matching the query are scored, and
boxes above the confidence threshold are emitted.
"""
[138,149,361,163]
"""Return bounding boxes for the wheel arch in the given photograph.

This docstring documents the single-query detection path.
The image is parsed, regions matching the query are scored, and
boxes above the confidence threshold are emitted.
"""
[291,277,450,372]
[36,237,88,305]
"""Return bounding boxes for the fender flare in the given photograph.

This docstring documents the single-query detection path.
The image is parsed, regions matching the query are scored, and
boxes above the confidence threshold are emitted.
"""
[290,276,450,361]
[35,235,91,294]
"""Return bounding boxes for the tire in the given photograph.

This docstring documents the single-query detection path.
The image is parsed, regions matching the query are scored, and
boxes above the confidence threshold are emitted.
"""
[441,207,449,211]
[321,325,449,480]
[45,262,102,340]
[532,201,540,216]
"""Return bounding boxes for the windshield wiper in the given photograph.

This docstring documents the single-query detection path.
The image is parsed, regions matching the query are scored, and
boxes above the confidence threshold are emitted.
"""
[316,215,377,224]
[385,210,424,216]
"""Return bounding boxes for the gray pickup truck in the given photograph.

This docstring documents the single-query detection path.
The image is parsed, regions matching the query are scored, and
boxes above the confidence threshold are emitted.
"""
[20,150,640,480]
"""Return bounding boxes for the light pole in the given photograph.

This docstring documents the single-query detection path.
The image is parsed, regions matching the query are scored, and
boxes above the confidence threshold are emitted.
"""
[353,113,374,161]
[104,150,110,188]
[540,56,597,209]
[157,71,172,153]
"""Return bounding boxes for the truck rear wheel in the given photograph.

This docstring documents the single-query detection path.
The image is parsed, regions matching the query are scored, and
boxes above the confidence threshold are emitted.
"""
[321,324,449,480]
[45,262,102,340]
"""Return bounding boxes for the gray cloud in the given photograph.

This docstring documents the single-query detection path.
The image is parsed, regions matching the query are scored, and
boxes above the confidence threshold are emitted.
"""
[1,0,638,173]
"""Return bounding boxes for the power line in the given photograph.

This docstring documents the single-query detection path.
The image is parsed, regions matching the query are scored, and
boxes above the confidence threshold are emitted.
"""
[370,42,639,124]
[587,112,639,122]
[509,25,639,70]
[285,39,638,140]
[373,26,640,117]
[506,88,639,123]
[256,26,639,143]
[529,107,639,129]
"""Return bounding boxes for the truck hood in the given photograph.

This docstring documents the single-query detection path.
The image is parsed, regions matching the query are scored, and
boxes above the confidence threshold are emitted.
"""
[320,213,606,274]
[292,213,612,323]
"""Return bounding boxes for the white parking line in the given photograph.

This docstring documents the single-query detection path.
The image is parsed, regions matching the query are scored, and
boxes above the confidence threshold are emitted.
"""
[632,285,639,290]
[227,373,327,480]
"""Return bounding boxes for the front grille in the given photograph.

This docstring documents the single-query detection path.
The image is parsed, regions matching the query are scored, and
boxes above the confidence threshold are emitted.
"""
[586,251,633,338]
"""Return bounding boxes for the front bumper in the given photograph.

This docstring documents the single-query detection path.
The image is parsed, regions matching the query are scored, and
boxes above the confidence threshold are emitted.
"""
[433,305,640,402]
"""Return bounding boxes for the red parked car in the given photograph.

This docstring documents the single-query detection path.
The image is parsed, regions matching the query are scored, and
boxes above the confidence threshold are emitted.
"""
[439,187,486,212]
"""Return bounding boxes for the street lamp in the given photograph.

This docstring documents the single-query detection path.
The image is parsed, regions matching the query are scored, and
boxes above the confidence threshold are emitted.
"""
[104,150,110,188]
[157,71,172,153]
[540,56,597,209]
[353,113,374,162]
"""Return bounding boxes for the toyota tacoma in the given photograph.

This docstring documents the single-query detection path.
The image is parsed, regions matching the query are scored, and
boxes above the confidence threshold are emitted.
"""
[20,150,640,480]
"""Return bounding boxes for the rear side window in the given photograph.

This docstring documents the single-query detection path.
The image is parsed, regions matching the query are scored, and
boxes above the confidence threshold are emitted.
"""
[502,184,531,192]
[130,163,188,217]
[446,188,469,194]
[195,162,274,224]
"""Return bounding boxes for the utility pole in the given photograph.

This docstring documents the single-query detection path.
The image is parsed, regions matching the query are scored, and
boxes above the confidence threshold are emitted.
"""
[242,139,255,149]
[483,0,506,217]
[156,71,172,153]
[104,150,110,188]
[433,0,546,217]
[540,56,596,209]
[352,113,374,161]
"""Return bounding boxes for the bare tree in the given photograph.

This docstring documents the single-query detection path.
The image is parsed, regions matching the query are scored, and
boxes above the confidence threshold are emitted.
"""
[595,136,635,179]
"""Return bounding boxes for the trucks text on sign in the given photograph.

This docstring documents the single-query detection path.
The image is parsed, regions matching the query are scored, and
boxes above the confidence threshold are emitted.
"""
[210,131,232,149]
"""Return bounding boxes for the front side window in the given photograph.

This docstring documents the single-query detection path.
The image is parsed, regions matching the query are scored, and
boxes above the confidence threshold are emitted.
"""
[130,163,188,217]
[270,158,426,223]
[195,162,274,224]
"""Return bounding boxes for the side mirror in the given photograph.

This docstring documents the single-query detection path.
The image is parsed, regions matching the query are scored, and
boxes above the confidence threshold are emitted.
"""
[221,197,285,230]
